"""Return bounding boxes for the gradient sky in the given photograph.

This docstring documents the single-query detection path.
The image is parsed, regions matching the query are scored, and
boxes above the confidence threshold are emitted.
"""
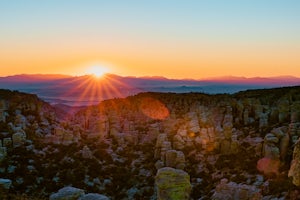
[0,0,299,78]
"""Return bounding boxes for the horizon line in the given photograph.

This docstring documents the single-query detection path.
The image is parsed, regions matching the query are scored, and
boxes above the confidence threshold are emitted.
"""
[1,73,300,81]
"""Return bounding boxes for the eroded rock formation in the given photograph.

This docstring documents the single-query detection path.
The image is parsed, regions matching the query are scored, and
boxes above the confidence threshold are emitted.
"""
[155,167,191,200]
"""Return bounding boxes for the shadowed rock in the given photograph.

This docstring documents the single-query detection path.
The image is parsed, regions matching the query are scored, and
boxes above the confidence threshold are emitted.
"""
[49,186,84,200]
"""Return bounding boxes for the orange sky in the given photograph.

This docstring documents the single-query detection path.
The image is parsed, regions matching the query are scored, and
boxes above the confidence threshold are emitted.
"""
[0,1,299,79]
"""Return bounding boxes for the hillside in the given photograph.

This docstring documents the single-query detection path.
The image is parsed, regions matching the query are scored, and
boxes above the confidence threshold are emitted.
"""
[0,87,300,199]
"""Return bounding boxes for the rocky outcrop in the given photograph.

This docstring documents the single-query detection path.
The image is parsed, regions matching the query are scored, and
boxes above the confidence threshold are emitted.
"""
[2,87,300,199]
[44,126,81,145]
[155,167,191,200]
[165,150,185,170]
[49,186,110,200]
[212,178,262,200]
[155,133,172,161]
[257,127,290,177]
[289,139,300,186]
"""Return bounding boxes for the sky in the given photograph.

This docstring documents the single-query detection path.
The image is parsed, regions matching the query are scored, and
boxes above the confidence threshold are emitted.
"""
[0,0,299,79]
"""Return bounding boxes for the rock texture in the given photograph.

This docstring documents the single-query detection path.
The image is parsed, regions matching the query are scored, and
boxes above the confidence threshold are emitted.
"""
[155,167,191,200]
[78,193,110,200]
[212,178,262,200]
[1,87,300,199]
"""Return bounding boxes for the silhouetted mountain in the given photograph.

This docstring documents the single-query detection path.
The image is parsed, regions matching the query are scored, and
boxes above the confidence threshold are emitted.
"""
[0,74,299,106]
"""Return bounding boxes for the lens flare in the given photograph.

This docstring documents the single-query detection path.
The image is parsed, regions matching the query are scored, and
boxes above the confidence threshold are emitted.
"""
[139,97,170,120]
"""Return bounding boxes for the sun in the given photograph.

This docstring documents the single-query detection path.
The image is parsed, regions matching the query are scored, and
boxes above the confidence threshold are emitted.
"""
[86,66,109,78]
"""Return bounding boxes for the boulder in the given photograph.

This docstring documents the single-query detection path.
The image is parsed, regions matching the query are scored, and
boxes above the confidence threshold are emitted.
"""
[79,193,110,200]
[49,186,85,200]
[155,167,191,200]
[0,178,12,190]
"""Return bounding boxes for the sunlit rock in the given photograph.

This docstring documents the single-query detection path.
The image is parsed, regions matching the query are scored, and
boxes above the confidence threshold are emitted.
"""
[289,139,300,186]
[155,167,191,200]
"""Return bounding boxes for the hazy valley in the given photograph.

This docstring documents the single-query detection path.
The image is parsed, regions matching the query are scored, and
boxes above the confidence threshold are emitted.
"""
[1,74,299,106]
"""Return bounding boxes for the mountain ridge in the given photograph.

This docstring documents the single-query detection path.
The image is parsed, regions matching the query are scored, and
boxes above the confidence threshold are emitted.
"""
[0,73,299,106]
[1,73,300,82]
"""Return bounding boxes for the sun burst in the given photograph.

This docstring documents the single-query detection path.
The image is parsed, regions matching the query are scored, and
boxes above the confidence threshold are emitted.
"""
[86,66,109,78]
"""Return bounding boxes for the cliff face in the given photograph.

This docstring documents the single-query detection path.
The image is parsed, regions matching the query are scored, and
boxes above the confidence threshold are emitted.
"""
[1,87,300,199]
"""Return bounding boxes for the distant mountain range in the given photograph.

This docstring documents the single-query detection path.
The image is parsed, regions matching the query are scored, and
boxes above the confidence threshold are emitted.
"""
[0,74,299,106]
